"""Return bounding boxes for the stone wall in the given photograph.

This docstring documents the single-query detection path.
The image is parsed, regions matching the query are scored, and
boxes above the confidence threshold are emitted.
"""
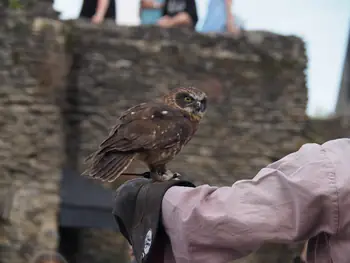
[0,6,316,263]
[77,228,128,263]
[65,20,308,262]
[0,11,66,263]
[303,116,350,142]
[69,21,308,188]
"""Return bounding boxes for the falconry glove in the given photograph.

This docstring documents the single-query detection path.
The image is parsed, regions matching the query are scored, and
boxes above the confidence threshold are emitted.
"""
[112,177,196,263]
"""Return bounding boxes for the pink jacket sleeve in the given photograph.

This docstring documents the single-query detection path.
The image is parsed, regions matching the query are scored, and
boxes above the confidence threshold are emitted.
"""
[161,138,350,263]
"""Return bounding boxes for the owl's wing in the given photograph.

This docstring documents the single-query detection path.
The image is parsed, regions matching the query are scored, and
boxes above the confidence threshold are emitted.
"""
[98,102,193,152]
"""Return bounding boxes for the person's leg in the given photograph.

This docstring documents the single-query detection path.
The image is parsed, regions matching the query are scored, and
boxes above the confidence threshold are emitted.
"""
[79,0,97,18]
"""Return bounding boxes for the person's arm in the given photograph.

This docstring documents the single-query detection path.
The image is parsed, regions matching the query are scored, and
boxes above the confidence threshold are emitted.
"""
[224,0,240,34]
[158,0,197,27]
[158,0,198,28]
[158,12,193,28]
[141,0,164,9]
[162,139,346,263]
[184,0,198,26]
[224,0,234,29]
[92,0,110,24]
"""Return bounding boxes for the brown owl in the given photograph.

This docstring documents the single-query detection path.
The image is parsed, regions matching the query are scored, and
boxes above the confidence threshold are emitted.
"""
[82,86,207,182]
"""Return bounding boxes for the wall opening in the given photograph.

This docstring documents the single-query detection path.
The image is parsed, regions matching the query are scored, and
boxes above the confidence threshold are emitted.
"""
[58,226,81,263]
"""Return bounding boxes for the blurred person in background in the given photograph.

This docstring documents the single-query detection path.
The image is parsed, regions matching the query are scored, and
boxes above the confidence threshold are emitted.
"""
[157,0,198,29]
[196,0,241,35]
[79,0,116,24]
[140,0,165,25]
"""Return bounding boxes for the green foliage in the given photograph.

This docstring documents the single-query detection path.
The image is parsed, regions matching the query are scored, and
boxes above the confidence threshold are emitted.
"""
[9,0,23,9]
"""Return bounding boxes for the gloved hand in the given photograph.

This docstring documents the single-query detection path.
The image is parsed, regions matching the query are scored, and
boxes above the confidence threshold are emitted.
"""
[112,177,196,263]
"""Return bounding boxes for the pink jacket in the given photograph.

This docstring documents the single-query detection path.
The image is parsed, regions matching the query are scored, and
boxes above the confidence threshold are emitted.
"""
[161,138,350,263]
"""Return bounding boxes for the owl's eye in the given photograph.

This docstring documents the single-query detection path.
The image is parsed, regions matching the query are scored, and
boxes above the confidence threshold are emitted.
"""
[184,96,193,102]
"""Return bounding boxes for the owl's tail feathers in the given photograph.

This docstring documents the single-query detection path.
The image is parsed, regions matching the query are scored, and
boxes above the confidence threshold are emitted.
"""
[82,152,136,183]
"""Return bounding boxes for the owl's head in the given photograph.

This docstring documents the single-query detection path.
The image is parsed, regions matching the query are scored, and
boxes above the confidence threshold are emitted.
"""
[163,87,207,121]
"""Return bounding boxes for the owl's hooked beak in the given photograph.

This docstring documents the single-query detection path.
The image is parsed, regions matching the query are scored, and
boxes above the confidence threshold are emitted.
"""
[194,101,202,112]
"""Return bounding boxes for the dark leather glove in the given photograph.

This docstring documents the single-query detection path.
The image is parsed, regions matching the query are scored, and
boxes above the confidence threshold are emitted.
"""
[112,177,195,263]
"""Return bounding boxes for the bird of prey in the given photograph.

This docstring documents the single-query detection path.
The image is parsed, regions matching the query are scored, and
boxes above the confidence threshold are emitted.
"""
[82,86,207,182]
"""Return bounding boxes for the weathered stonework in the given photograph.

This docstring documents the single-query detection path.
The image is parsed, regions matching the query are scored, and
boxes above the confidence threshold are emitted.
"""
[63,21,308,262]
[68,21,308,189]
[0,11,65,263]
[2,4,346,263]
[77,229,129,263]
[302,116,350,143]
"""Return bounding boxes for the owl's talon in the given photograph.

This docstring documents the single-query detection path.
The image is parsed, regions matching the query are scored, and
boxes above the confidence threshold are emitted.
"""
[160,170,181,181]
[145,170,181,181]
[172,172,181,179]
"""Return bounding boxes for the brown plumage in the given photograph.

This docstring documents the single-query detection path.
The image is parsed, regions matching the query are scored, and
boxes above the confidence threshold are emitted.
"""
[82,86,208,182]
